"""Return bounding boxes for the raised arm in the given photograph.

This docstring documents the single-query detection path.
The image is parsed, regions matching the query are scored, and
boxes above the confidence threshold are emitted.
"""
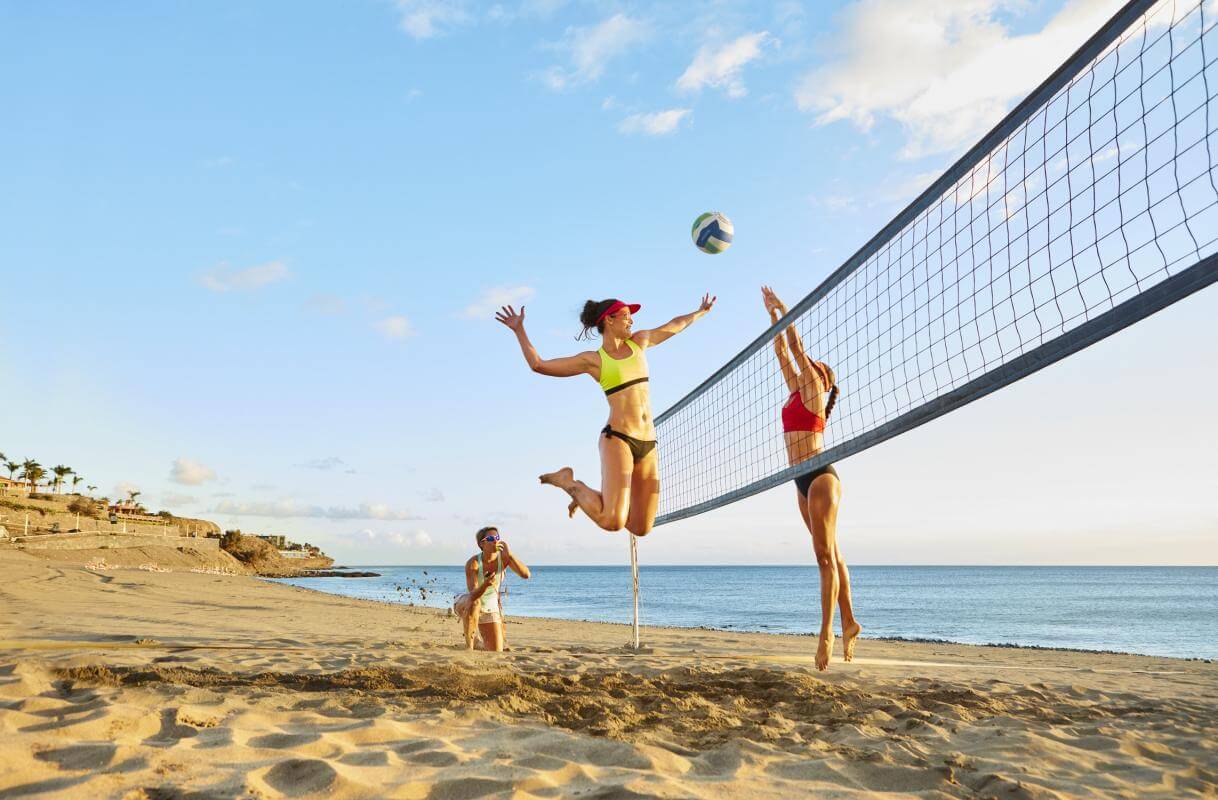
[498,541,530,579]
[763,287,800,393]
[762,286,809,364]
[495,305,596,378]
[633,293,716,348]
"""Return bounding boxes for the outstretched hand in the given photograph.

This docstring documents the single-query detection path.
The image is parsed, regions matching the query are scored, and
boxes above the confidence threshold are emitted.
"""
[495,305,526,332]
[698,293,717,314]
[761,285,787,317]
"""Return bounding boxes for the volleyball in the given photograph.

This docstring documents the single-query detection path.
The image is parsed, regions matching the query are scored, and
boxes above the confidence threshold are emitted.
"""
[691,211,733,254]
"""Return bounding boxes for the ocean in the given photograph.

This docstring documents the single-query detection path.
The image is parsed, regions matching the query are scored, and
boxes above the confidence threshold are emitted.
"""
[276,565,1218,660]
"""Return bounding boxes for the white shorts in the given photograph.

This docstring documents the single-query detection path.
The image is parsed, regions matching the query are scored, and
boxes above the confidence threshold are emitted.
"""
[453,593,501,625]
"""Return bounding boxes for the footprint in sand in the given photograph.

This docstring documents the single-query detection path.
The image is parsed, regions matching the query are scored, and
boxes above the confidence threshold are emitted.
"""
[424,777,514,800]
[401,749,461,767]
[33,743,116,771]
[262,758,340,796]
[142,708,198,745]
[249,732,321,750]
[338,750,390,767]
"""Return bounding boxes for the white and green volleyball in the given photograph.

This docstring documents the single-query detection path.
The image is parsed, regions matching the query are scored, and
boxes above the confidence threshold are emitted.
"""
[691,211,733,254]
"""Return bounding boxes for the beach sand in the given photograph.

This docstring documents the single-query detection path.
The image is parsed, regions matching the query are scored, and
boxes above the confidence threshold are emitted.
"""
[1,549,1215,799]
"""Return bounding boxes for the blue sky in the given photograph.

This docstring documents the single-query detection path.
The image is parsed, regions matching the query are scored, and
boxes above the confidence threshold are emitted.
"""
[2,0,1214,566]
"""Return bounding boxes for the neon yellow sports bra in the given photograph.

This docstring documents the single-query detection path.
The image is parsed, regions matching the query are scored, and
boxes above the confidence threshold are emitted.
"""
[598,339,649,396]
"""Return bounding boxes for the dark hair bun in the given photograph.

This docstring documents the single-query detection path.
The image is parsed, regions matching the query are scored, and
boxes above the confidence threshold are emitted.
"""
[577,299,617,339]
[579,300,602,330]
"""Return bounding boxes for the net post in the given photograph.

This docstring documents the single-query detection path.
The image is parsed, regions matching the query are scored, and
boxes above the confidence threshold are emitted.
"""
[629,534,640,650]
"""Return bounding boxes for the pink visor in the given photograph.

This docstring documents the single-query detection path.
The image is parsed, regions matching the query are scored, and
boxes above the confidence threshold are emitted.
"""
[597,300,641,324]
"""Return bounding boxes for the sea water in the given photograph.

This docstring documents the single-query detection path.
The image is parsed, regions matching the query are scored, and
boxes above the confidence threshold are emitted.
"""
[276,565,1218,659]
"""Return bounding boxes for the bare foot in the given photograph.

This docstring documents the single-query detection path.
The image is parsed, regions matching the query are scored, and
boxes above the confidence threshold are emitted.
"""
[842,620,862,662]
[815,631,835,671]
[567,499,580,518]
[539,467,574,488]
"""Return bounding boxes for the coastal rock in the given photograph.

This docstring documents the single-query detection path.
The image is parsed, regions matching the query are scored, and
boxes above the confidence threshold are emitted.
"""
[299,570,381,578]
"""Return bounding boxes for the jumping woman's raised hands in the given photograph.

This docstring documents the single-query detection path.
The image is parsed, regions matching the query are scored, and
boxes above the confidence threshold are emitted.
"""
[762,286,781,320]
[495,305,526,331]
[762,286,788,317]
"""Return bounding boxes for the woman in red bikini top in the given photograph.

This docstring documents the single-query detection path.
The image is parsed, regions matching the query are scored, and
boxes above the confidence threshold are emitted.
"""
[763,285,860,673]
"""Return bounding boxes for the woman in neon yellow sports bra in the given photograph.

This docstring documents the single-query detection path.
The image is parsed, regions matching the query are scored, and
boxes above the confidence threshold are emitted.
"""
[496,294,715,536]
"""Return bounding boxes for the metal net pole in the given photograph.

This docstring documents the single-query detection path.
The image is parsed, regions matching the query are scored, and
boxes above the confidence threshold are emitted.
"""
[629,534,640,649]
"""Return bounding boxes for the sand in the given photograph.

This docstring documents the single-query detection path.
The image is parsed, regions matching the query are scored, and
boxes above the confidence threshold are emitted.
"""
[1,548,1215,799]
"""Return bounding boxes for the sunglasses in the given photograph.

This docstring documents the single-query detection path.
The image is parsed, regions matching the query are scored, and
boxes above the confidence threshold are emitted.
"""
[481,533,500,544]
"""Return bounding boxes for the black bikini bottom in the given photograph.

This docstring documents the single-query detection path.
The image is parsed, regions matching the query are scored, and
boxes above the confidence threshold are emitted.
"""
[793,464,838,496]
[602,425,657,463]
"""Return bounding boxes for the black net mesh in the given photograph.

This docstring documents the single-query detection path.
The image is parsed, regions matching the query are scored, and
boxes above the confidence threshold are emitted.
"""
[656,0,1218,524]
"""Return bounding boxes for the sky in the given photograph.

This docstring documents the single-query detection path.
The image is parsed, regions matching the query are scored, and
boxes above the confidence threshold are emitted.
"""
[1,0,1215,566]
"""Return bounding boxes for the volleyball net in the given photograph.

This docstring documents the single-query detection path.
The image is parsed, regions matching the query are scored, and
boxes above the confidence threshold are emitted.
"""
[655,0,1218,525]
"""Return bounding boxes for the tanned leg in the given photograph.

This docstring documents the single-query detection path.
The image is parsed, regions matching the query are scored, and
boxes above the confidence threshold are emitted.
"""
[461,609,477,650]
[479,619,503,652]
[540,434,632,532]
[836,542,862,661]
[807,474,843,670]
[624,450,660,537]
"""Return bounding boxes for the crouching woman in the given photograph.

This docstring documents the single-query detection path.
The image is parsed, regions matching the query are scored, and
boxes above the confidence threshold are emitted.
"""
[452,526,530,651]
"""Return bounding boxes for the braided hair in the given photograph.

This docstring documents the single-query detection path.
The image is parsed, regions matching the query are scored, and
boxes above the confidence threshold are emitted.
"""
[814,360,840,420]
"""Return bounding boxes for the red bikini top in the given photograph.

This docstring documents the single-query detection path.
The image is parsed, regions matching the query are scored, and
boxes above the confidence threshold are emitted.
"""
[782,390,825,433]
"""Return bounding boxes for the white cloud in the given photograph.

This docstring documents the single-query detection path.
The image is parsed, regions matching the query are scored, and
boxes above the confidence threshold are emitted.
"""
[350,528,433,548]
[422,488,445,502]
[618,108,692,136]
[199,260,290,292]
[519,0,566,17]
[541,14,650,90]
[375,315,415,340]
[214,500,423,521]
[461,286,535,319]
[159,491,198,507]
[298,456,346,471]
[112,482,141,501]
[677,32,773,98]
[398,0,564,36]
[811,193,859,215]
[395,0,472,39]
[304,294,347,315]
[456,510,528,524]
[170,458,217,486]
[488,0,567,23]
[795,0,1125,159]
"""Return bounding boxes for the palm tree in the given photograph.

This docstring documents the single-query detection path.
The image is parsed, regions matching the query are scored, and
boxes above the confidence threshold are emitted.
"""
[4,461,18,480]
[87,484,97,495]
[20,460,41,491]
[51,465,72,493]
[71,475,83,493]
[126,489,141,505]
[21,463,46,493]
